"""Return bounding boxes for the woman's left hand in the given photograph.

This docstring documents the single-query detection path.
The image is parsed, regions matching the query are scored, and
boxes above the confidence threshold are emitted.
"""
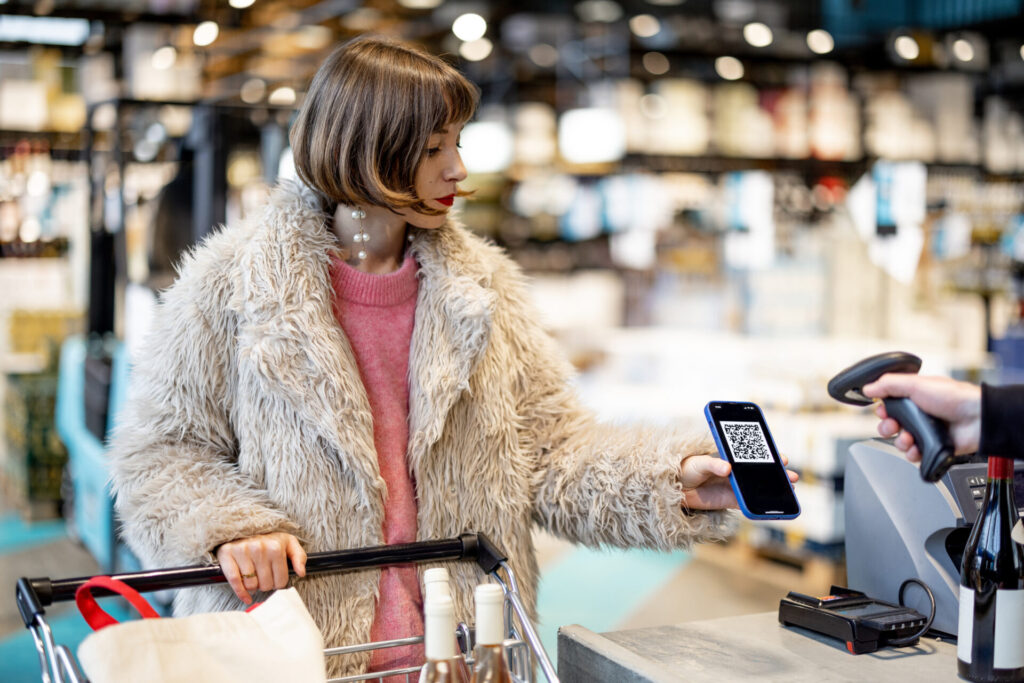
[679,454,799,510]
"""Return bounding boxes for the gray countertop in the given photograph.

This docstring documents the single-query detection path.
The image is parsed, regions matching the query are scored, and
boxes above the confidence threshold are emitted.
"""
[557,611,960,682]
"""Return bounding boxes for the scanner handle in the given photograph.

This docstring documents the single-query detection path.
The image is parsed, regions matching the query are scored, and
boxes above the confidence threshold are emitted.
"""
[880,397,960,482]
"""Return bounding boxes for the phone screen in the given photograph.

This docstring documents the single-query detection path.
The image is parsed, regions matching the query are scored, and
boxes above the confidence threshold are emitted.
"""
[706,401,800,518]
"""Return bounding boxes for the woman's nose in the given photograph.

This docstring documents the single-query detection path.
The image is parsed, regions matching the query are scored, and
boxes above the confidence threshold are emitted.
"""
[445,152,468,183]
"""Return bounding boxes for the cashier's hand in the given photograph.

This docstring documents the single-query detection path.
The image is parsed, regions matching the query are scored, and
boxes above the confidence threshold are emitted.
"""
[862,373,981,460]
[216,532,307,605]
[679,454,798,510]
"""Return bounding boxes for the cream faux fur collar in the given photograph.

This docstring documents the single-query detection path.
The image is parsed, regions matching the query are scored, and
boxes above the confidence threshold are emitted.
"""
[232,179,498,487]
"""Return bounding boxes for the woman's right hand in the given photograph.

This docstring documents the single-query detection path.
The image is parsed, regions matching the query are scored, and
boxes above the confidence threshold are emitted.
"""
[216,532,307,604]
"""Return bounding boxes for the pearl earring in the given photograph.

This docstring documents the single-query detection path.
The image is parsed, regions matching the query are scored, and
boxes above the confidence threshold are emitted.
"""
[351,208,368,260]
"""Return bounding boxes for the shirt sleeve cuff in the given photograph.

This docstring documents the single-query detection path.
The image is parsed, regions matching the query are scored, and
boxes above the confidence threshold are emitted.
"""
[979,383,1024,458]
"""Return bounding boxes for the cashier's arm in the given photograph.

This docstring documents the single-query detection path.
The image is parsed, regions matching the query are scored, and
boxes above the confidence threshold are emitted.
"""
[679,454,799,510]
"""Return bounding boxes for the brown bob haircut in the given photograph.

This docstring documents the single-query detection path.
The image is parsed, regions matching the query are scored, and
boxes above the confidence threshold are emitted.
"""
[290,36,479,212]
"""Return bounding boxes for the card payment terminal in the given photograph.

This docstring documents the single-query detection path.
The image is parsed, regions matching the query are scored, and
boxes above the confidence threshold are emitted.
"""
[778,586,929,654]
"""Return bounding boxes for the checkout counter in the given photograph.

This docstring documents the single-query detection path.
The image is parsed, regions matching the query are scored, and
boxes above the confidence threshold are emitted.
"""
[557,612,958,682]
[556,440,1024,682]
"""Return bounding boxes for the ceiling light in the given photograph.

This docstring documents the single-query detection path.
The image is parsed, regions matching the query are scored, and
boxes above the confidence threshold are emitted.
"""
[806,29,834,54]
[452,13,487,41]
[268,86,296,106]
[894,35,919,60]
[151,46,177,70]
[229,0,255,7]
[952,38,974,62]
[192,21,218,47]
[397,0,442,7]
[629,14,661,38]
[742,22,773,48]
[528,43,559,68]
[0,15,89,45]
[714,56,743,80]
[240,78,266,104]
[642,51,669,75]
[575,0,622,22]
[459,37,493,61]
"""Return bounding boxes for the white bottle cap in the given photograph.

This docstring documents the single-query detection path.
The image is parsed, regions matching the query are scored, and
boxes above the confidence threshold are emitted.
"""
[424,594,456,661]
[423,567,452,602]
[474,583,505,646]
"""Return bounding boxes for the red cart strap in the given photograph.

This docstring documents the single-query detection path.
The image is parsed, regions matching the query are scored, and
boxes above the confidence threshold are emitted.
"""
[75,576,161,631]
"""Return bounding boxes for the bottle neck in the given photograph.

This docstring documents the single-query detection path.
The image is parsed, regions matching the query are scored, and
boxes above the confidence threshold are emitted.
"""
[987,455,1015,481]
[424,599,456,661]
[475,599,504,646]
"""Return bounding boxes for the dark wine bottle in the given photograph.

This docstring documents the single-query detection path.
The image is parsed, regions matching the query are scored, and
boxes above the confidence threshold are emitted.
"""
[958,456,1024,682]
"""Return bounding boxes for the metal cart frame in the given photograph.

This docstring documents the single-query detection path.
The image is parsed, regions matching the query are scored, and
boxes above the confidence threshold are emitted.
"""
[15,532,559,683]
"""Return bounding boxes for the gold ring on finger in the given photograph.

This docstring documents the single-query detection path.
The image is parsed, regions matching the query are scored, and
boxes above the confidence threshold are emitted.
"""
[241,572,256,579]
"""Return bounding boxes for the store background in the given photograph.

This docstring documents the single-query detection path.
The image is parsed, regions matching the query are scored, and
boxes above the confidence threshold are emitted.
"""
[2,0,1024,680]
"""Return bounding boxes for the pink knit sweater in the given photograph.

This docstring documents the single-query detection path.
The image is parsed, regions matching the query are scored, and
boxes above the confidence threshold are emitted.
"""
[329,254,423,676]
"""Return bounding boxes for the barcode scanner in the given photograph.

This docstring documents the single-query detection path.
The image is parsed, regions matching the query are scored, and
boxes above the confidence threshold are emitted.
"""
[827,351,964,482]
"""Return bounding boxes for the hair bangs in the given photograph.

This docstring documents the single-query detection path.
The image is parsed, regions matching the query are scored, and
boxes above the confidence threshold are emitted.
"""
[440,68,479,128]
[419,65,478,136]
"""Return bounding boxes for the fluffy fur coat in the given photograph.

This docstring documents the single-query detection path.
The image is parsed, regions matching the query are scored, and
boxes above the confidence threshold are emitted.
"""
[108,179,734,677]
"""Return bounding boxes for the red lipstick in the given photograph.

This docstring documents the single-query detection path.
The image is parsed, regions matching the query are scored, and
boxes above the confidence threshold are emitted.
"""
[436,194,455,207]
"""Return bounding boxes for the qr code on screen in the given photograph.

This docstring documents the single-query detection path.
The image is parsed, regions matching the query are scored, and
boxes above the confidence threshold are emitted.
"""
[721,422,773,463]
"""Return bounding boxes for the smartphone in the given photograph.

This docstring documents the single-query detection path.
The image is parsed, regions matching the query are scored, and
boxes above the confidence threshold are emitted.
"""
[704,401,800,520]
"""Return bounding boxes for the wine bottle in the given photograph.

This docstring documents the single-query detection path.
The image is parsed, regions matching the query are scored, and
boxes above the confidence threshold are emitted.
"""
[471,584,512,683]
[420,595,470,683]
[958,456,1024,682]
[419,568,470,683]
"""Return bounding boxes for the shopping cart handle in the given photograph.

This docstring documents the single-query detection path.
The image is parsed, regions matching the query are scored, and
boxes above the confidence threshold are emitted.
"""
[466,532,507,574]
[18,532,509,607]
[15,577,45,628]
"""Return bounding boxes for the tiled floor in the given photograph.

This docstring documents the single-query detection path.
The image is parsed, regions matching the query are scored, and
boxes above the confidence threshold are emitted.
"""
[1,518,790,682]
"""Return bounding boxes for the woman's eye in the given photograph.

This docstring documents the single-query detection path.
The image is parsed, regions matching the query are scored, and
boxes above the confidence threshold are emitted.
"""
[426,147,440,157]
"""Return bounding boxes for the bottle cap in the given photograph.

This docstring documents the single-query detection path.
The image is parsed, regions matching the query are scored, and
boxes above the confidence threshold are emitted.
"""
[424,567,452,601]
[424,567,450,584]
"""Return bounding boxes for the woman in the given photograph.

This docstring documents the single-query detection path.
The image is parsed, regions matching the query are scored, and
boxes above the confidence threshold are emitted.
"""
[109,36,782,678]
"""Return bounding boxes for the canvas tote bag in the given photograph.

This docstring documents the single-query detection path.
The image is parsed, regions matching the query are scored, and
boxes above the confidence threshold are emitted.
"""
[76,576,326,683]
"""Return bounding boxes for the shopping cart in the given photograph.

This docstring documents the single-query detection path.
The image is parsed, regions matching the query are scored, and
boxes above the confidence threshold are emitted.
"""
[15,532,559,683]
